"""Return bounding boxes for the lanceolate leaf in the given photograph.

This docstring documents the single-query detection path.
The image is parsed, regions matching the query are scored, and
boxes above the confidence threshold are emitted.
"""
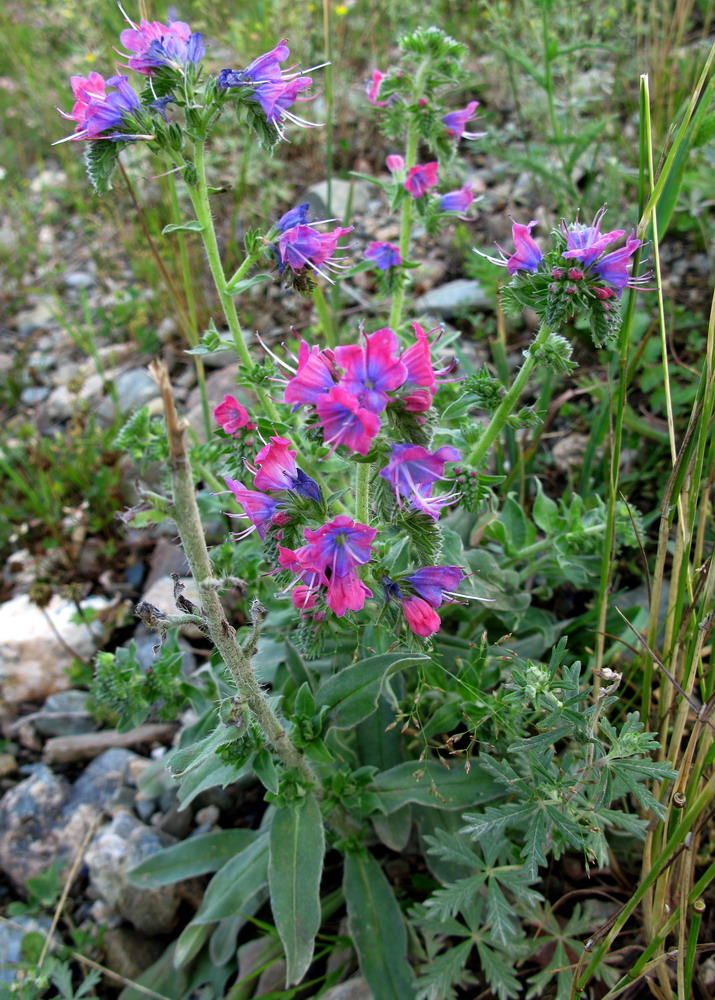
[344,851,415,1000]
[162,220,204,234]
[127,828,258,887]
[316,652,428,730]
[268,794,325,986]
[193,833,269,924]
[372,760,500,813]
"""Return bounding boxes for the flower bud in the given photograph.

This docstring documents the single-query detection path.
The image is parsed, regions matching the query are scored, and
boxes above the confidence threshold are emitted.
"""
[568,268,584,280]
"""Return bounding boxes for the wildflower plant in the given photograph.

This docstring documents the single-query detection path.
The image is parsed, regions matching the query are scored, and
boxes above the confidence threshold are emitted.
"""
[58,12,678,1000]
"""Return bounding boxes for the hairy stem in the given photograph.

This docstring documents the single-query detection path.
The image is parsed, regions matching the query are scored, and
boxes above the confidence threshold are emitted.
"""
[355,461,371,525]
[466,322,551,468]
[149,360,315,785]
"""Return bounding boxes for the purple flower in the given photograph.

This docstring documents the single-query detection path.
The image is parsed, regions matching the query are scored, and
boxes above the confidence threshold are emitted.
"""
[315,386,382,456]
[439,184,475,214]
[379,443,460,505]
[334,327,408,414]
[440,101,484,140]
[405,566,465,607]
[246,436,321,501]
[560,207,625,267]
[408,483,462,520]
[275,202,311,234]
[366,69,396,107]
[382,575,442,636]
[118,13,205,74]
[481,219,544,275]
[299,515,376,579]
[404,162,439,199]
[56,73,143,143]
[278,223,353,282]
[365,241,402,271]
[593,233,644,297]
[224,479,282,540]
[217,39,319,139]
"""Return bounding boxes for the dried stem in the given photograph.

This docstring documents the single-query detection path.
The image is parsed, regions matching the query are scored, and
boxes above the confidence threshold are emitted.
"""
[147,360,316,785]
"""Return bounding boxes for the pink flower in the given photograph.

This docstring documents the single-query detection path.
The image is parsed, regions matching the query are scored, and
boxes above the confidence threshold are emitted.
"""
[366,69,395,107]
[379,443,460,500]
[56,73,142,143]
[439,184,475,214]
[560,207,625,267]
[404,162,439,199]
[224,479,283,540]
[214,395,255,435]
[481,219,544,275]
[324,572,373,617]
[386,154,405,174]
[118,13,204,75]
[402,596,442,637]
[250,436,298,492]
[316,386,382,456]
[283,339,337,407]
[592,234,645,297]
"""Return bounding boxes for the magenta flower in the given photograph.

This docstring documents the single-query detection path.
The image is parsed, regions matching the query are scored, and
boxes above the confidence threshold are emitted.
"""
[408,483,462,520]
[439,184,475,214]
[379,443,460,501]
[224,479,283,540]
[481,219,544,275]
[400,322,436,402]
[405,566,465,607]
[217,40,319,138]
[247,437,321,501]
[278,223,353,282]
[315,386,382,456]
[386,154,405,174]
[283,339,337,407]
[118,13,204,74]
[334,327,408,414]
[366,69,395,107]
[214,395,255,435]
[402,596,442,637]
[56,73,143,143]
[440,101,484,140]
[593,234,644,297]
[299,515,376,577]
[365,241,402,271]
[278,546,325,591]
[323,572,373,617]
[404,162,439,199]
[561,207,625,267]
[381,576,442,637]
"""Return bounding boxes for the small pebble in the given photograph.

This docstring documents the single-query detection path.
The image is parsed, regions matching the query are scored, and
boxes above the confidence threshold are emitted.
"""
[0,754,18,779]
[194,805,220,828]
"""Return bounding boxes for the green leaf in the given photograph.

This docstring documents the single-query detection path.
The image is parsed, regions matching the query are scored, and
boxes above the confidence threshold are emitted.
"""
[486,878,518,946]
[127,829,258,887]
[316,652,428,730]
[373,805,412,851]
[173,922,211,969]
[269,794,325,985]
[507,725,574,754]
[415,939,473,1000]
[475,940,521,1000]
[193,833,269,923]
[226,273,274,295]
[162,220,204,234]
[344,851,415,1000]
[372,760,500,813]
[253,748,279,794]
[84,139,124,196]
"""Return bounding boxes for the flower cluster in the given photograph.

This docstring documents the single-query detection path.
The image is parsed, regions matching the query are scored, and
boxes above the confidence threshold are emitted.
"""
[382,565,466,636]
[485,210,647,299]
[118,12,205,75]
[279,322,457,463]
[56,72,144,143]
[224,436,320,540]
[217,39,321,140]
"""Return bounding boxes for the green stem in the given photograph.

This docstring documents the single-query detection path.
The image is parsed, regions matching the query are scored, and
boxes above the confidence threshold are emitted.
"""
[355,462,371,525]
[187,141,280,424]
[574,771,715,995]
[226,251,260,292]
[388,58,431,332]
[466,322,551,468]
[313,283,336,348]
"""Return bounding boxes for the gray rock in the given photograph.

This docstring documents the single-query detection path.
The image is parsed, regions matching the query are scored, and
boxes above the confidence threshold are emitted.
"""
[202,348,236,369]
[0,593,110,706]
[102,926,165,982]
[32,689,97,738]
[153,799,193,839]
[0,753,17,778]
[96,368,160,424]
[0,915,52,984]
[132,626,196,676]
[20,386,50,406]
[415,279,490,317]
[134,797,157,823]
[144,539,190,592]
[63,270,95,290]
[0,766,96,891]
[85,811,181,934]
[68,749,140,811]
[304,178,372,222]
[321,976,373,1000]
[14,302,55,336]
